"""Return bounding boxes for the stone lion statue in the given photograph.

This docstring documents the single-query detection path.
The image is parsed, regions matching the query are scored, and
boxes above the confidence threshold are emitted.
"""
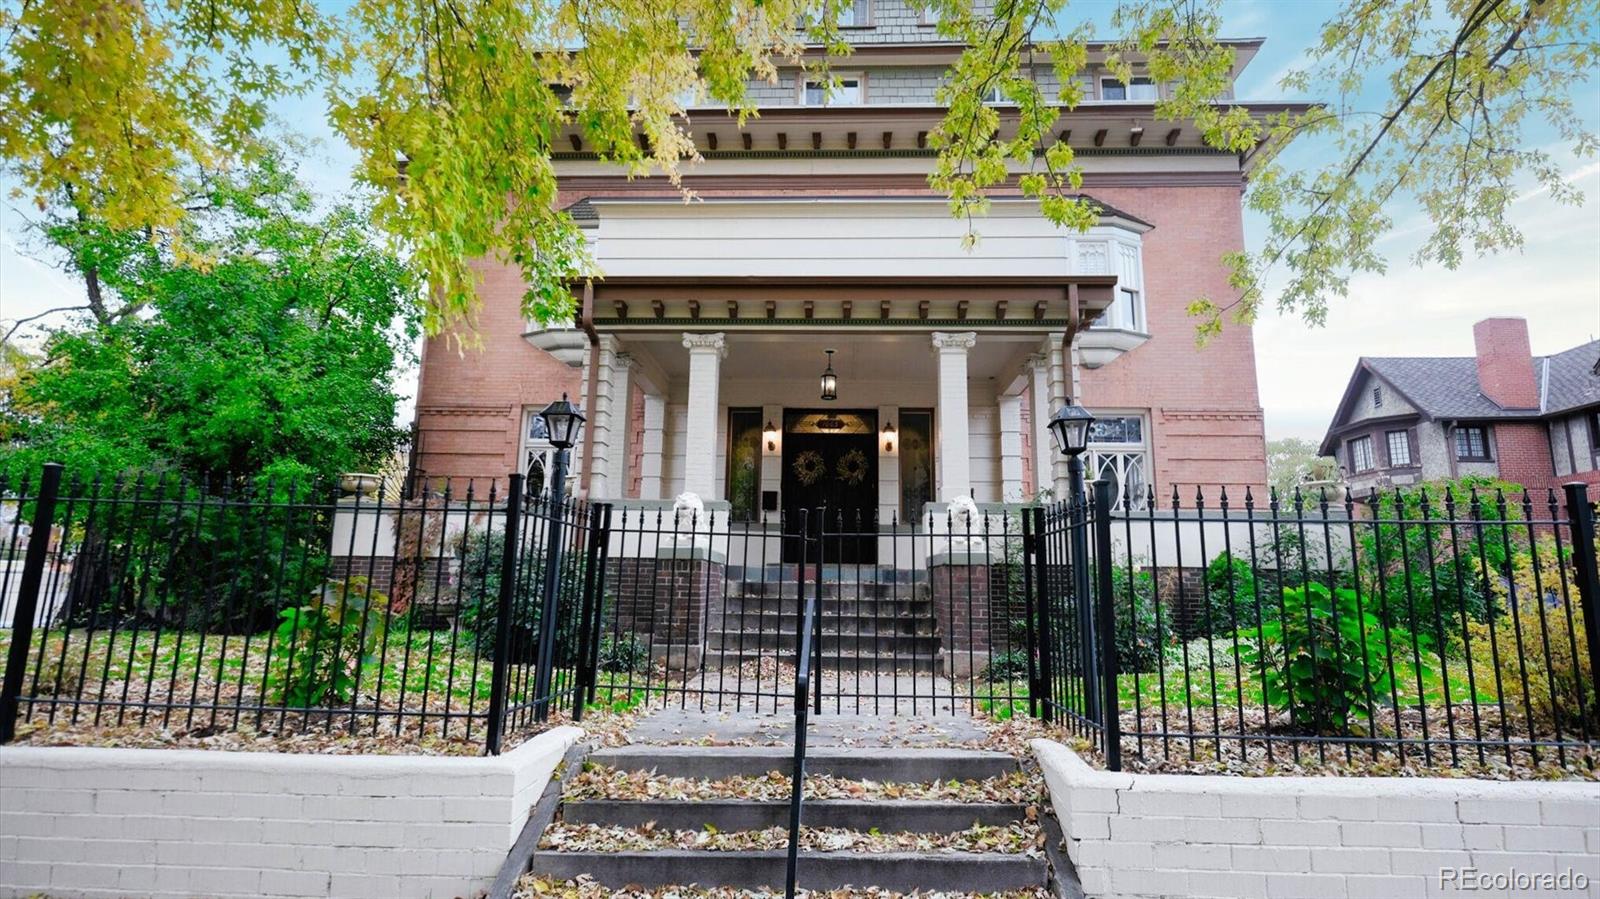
[672,491,705,530]
[947,495,980,534]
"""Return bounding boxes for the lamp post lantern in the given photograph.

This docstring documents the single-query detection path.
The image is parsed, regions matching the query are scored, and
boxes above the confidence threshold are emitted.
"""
[531,394,585,720]
[1048,401,1100,720]
[819,349,838,401]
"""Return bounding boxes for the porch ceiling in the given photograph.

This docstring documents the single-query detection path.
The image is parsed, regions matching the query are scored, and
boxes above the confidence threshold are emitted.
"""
[622,329,1040,384]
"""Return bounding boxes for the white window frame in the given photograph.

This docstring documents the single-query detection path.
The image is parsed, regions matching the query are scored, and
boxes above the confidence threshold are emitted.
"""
[1386,429,1412,467]
[1100,76,1157,101]
[1074,235,1148,334]
[838,0,872,28]
[521,407,558,499]
[920,2,939,25]
[800,72,864,106]
[1087,412,1150,511]
[1349,436,1375,473]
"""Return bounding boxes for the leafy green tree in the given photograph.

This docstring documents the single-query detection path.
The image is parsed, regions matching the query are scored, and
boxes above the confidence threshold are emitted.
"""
[1267,438,1339,496]
[0,155,420,483]
[3,0,1593,335]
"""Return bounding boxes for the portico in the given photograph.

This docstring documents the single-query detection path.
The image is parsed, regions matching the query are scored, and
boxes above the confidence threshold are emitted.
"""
[572,275,1113,527]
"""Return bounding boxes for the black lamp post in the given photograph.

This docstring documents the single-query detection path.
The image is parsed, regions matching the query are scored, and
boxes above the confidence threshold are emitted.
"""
[531,393,584,719]
[1048,401,1100,720]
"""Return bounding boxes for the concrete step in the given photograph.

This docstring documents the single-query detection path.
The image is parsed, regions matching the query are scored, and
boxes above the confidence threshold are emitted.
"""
[708,631,941,654]
[587,746,1018,782]
[564,798,1030,833]
[733,581,931,600]
[710,612,938,636]
[530,849,1045,892]
[703,649,942,674]
[724,597,935,617]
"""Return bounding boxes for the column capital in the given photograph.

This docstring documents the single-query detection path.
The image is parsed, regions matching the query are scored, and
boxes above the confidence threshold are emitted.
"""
[1023,353,1049,372]
[614,351,635,370]
[682,332,728,357]
[931,331,977,352]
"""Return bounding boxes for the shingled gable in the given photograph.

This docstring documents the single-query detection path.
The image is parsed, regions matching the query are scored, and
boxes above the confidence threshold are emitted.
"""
[1319,340,1600,456]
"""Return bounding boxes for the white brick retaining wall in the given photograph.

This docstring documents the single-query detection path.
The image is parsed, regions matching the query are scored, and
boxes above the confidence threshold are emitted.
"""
[1031,739,1600,899]
[0,726,582,899]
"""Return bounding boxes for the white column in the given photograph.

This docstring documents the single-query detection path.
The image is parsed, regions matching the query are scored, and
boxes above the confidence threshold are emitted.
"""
[682,332,727,499]
[1027,353,1054,501]
[998,393,1025,503]
[604,352,633,499]
[639,393,666,500]
[1047,337,1073,499]
[932,331,976,502]
[587,336,624,499]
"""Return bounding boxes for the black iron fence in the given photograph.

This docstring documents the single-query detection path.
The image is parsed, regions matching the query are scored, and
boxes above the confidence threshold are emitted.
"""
[1036,480,1600,772]
[0,465,595,753]
[4,460,1596,775]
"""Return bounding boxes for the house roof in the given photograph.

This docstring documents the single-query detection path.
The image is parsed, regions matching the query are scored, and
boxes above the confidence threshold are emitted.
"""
[564,193,1154,230]
[1318,338,1600,455]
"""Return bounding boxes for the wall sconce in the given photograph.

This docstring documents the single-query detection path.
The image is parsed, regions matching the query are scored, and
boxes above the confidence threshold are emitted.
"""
[882,421,896,453]
[763,420,779,452]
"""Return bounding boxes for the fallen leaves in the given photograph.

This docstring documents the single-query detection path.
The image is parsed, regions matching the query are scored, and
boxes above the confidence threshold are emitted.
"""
[512,874,1051,898]
[567,767,1038,803]
[537,822,1044,856]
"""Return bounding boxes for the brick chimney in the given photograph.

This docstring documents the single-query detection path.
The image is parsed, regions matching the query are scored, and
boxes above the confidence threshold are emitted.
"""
[1472,317,1539,410]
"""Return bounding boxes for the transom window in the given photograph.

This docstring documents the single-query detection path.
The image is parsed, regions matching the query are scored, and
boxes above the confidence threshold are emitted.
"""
[802,76,863,106]
[1089,414,1148,510]
[521,408,557,499]
[1349,436,1375,473]
[1386,430,1412,467]
[1100,77,1157,101]
[1455,426,1491,461]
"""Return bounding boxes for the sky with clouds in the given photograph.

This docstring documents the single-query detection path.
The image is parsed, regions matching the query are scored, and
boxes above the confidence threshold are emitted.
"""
[2,0,1596,445]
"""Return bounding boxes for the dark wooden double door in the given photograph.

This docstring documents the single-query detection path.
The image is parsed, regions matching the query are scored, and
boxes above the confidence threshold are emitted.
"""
[781,409,877,563]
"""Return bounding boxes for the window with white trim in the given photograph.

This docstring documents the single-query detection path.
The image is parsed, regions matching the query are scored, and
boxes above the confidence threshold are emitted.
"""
[1078,236,1147,333]
[1100,76,1157,101]
[1088,414,1149,510]
[802,75,863,106]
[521,408,557,499]
[839,0,871,26]
[1386,430,1412,467]
[1349,436,1375,473]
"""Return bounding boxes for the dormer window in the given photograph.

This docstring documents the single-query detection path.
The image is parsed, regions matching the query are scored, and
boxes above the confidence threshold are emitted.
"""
[839,0,872,27]
[802,75,863,106]
[1101,77,1157,101]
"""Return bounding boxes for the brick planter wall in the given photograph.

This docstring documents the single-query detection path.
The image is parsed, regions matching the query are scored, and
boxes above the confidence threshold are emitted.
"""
[605,554,725,670]
[929,558,1029,678]
[1032,739,1600,899]
[0,727,583,899]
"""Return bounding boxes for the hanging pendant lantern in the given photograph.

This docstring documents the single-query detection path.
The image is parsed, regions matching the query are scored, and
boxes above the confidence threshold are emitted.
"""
[819,349,839,401]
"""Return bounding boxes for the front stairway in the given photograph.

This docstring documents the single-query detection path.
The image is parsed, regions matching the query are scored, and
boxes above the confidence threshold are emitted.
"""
[527,744,1048,893]
[704,574,944,675]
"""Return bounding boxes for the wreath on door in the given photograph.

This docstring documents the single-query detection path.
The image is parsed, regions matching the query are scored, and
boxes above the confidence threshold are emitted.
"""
[836,448,869,486]
[792,450,826,486]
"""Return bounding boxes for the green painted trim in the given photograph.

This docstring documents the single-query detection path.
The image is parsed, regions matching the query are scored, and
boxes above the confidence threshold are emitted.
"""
[552,145,1234,162]
[593,317,1072,328]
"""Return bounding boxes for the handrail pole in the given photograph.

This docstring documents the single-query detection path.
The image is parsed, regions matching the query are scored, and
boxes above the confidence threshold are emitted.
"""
[785,515,816,899]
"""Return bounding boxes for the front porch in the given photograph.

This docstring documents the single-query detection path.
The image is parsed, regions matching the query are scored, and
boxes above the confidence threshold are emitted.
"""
[566,273,1122,523]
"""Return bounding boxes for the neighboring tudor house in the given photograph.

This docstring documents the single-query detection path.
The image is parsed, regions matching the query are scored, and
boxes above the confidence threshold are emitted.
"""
[1319,318,1600,495]
[412,7,1309,527]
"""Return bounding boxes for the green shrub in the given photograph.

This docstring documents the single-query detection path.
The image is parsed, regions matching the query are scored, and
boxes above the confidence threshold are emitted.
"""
[979,648,1031,683]
[1199,552,1264,635]
[1235,583,1428,735]
[267,577,388,708]
[457,527,583,663]
[1109,564,1162,673]
[598,633,651,674]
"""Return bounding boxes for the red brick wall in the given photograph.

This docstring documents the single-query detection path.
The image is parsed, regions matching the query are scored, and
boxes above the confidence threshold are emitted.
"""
[413,258,584,486]
[1076,185,1267,495]
[416,181,1266,494]
[1473,318,1539,410]
[1493,421,1558,494]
